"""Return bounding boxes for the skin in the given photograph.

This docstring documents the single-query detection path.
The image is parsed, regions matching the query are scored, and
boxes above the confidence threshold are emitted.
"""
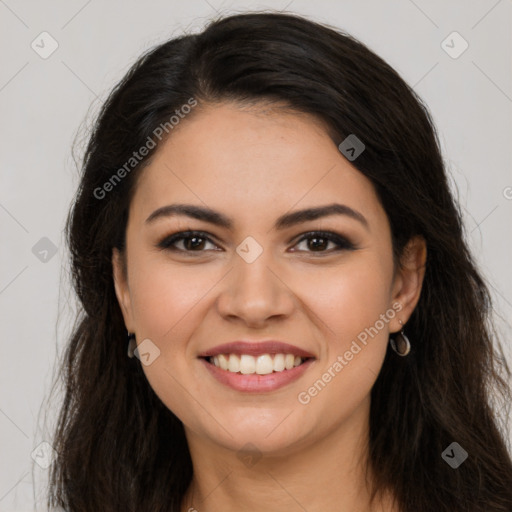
[112,102,426,512]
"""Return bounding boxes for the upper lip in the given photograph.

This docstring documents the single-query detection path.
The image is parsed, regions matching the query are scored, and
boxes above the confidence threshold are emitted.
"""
[198,340,315,359]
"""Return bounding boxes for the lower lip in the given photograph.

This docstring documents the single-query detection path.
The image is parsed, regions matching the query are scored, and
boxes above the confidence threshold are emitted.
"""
[200,357,315,392]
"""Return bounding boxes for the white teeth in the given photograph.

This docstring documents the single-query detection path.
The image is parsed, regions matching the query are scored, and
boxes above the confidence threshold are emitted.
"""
[209,353,306,374]
[239,354,256,374]
[256,354,273,375]
[218,354,229,370]
[273,353,285,372]
[285,354,295,370]
[228,354,240,373]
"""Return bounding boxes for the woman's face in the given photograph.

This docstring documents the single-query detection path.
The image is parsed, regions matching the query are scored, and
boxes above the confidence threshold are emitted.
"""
[113,102,425,456]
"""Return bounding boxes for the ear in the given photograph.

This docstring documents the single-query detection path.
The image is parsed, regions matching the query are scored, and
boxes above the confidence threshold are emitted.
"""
[389,236,427,333]
[112,248,136,332]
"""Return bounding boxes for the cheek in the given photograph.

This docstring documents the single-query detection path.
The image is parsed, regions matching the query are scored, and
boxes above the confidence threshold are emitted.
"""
[128,255,217,339]
[300,257,394,344]
[296,258,394,412]
[126,257,213,421]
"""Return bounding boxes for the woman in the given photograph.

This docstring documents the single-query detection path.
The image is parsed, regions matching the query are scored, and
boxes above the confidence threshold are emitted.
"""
[47,11,512,512]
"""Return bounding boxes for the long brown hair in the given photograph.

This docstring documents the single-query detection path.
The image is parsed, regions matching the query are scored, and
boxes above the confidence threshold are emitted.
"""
[46,12,512,511]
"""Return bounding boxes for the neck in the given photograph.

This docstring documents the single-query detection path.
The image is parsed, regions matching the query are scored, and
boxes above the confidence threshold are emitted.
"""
[180,397,395,512]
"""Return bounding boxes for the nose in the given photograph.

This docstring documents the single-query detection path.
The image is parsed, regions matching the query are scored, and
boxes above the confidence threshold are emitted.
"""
[215,248,295,328]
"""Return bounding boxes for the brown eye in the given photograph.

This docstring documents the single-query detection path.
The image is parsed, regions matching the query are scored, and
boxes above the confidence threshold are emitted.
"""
[291,231,355,253]
[157,231,219,252]
[181,235,207,251]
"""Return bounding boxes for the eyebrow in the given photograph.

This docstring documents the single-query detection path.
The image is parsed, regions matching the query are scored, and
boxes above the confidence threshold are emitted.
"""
[145,202,369,230]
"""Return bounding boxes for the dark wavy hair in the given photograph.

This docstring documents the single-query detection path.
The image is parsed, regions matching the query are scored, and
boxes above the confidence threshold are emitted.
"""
[46,11,512,511]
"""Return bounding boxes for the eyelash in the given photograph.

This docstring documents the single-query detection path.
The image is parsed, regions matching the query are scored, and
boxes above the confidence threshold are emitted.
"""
[156,230,356,255]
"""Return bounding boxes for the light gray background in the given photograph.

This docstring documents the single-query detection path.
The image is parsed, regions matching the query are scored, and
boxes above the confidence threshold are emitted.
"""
[1,1,511,510]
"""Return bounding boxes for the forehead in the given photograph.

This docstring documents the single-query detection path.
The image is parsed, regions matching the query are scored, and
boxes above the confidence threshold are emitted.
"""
[130,103,385,229]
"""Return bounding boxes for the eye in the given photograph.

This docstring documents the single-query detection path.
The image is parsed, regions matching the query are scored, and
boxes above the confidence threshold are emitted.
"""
[157,229,355,255]
[157,231,220,253]
[290,231,356,254]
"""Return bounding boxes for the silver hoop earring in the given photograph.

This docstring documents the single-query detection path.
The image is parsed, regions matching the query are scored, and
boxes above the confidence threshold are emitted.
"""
[127,332,137,358]
[390,321,411,357]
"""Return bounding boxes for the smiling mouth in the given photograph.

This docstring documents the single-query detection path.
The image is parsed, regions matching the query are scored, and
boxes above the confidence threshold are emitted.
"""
[202,353,313,375]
